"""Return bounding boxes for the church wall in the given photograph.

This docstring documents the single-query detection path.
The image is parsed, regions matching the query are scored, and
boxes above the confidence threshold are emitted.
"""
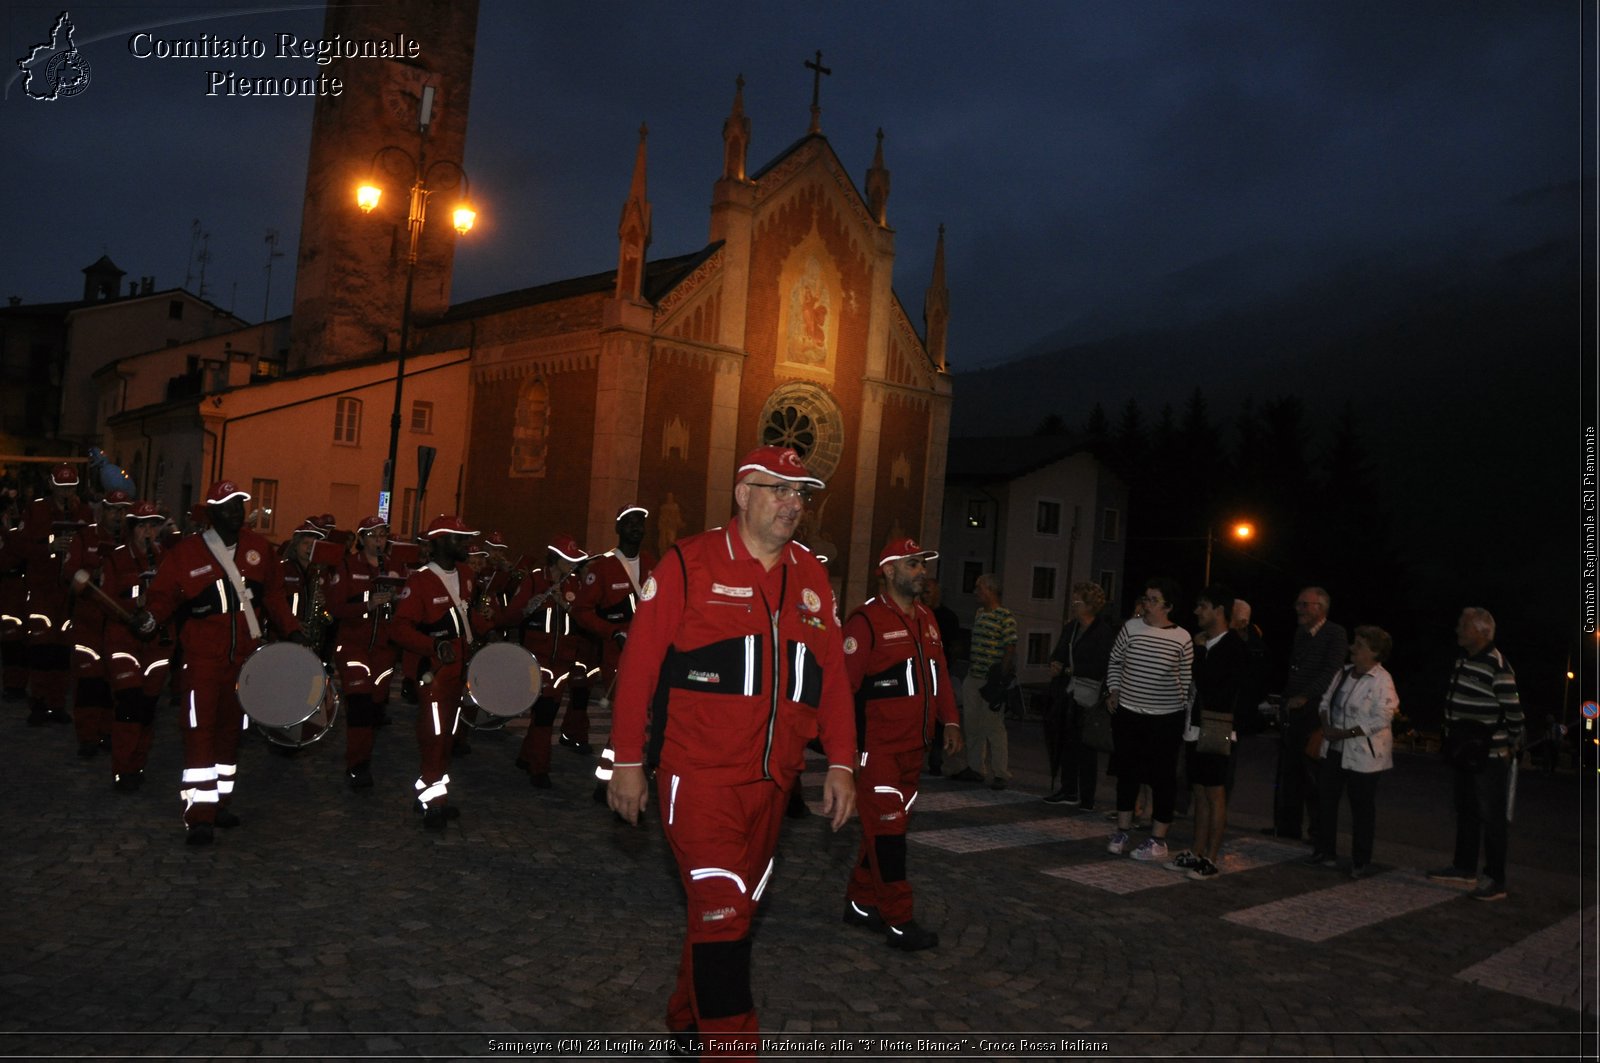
[741,177,877,580]
[870,391,931,562]
[637,344,715,553]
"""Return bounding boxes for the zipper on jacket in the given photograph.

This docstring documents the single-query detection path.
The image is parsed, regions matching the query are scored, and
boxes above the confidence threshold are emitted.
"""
[760,567,787,781]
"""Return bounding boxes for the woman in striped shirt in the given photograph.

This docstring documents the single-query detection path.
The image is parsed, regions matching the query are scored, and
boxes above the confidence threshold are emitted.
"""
[1104,576,1193,862]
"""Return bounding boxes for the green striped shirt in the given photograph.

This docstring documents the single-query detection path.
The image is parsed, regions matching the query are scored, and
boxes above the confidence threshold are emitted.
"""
[1445,645,1522,742]
[969,606,1017,679]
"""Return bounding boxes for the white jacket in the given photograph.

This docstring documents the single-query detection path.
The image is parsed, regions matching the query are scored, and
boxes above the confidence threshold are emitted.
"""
[1317,663,1399,772]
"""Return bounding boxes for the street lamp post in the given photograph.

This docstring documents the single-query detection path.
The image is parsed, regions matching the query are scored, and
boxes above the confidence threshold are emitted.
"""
[355,89,474,525]
[1203,520,1256,585]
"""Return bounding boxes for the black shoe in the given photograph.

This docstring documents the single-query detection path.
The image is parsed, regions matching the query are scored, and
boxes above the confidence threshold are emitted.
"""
[843,901,887,932]
[347,764,374,790]
[214,809,241,829]
[26,708,48,727]
[991,778,1008,791]
[422,807,448,831]
[47,709,70,724]
[951,768,983,782]
[560,735,595,756]
[666,1026,700,1060]
[529,772,552,789]
[113,772,143,793]
[412,799,461,819]
[885,919,939,951]
[1302,851,1335,866]
[514,756,530,772]
[98,735,111,750]
[185,822,215,847]
[78,741,99,758]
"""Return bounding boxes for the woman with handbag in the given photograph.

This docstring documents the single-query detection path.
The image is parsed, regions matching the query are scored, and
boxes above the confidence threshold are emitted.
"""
[1166,585,1249,880]
[1308,626,1399,877]
[1044,582,1115,808]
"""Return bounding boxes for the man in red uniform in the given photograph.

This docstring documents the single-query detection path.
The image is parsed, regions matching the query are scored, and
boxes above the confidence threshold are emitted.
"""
[0,489,30,702]
[277,518,326,639]
[608,445,857,1054]
[18,464,90,727]
[64,489,131,756]
[840,538,962,951]
[499,534,588,787]
[102,501,171,791]
[328,516,405,789]
[135,481,299,846]
[388,514,487,828]
[573,504,656,800]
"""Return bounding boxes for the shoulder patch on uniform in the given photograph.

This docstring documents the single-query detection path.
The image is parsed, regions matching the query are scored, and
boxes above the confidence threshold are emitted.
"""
[244,549,261,566]
[843,635,858,655]
[640,575,657,601]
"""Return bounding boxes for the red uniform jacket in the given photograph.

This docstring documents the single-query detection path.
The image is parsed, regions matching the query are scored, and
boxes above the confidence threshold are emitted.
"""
[101,539,167,682]
[610,518,856,788]
[495,567,584,671]
[327,551,405,656]
[389,563,489,678]
[144,530,298,665]
[16,495,91,626]
[63,521,115,650]
[842,596,960,756]
[572,548,656,677]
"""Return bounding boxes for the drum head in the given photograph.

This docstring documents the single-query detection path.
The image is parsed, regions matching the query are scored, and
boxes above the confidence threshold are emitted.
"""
[466,642,541,718]
[237,641,327,727]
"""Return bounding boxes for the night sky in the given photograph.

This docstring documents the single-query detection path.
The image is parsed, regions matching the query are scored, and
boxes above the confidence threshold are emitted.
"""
[2,1,1580,370]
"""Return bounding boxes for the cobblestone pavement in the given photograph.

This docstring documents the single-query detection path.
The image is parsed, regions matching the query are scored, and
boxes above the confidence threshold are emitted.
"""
[2,693,1593,1061]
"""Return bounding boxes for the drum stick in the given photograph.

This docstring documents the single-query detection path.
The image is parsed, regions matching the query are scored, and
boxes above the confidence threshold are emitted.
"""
[71,569,134,625]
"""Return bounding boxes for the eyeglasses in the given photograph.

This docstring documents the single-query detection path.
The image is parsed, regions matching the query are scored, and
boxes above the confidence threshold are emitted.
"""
[745,481,813,504]
[1140,595,1166,606]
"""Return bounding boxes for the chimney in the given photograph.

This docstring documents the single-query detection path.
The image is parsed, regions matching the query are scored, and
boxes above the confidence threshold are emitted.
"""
[141,276,154,294]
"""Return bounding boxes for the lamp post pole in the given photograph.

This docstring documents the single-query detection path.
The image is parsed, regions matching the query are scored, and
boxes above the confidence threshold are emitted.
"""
[358,96,472,527]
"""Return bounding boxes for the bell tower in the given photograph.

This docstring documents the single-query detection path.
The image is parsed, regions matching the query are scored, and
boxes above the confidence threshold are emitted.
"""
[288,0,481,371]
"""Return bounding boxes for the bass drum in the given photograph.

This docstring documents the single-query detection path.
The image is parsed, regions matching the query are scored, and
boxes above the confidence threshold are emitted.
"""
[461,642,542,731]
[238,641,340,749]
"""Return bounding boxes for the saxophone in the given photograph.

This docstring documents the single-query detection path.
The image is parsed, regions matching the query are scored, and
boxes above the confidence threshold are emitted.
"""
[299,562,333,650]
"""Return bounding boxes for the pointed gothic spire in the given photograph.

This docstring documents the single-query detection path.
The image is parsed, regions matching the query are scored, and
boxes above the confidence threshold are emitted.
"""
[615,123,652,302]
[721,75,751,182]
[866,128,891,227]
[924,224,949,371]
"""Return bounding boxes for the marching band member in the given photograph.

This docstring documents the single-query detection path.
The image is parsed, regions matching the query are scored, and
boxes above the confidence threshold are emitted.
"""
[388,514,488,828]
[499,534,588,788]
[135,480,299,846]
[101,501,171,791]
[17,464,90,727]
[572,504,656,800]
[0,490,28,702]
[63,489,132,757]
[840,538,962,951]
[277,518,326,641]
[327,516,404,790]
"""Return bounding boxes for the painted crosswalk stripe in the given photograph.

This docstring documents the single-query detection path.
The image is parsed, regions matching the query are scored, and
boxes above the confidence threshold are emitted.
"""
[910,817,1106,853]
[1455,905,1596,1014]
[912,789,1038,813]
[1223,868,1461,941]
[1042,834,1307,894]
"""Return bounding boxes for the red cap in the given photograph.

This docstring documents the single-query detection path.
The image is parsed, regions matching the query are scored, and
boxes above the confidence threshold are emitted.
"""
[616,504,649,521]
[102,490,133,507]
[548,534,587,563]
[205,480,250,505]
[292,519,326,539]
[318,513,336,530]
[425,514,478,538]
[51,463,79,487]
[735,445,824,488]
[483,530,509,549]
[127,500,164,522]
[356,515,388,534]
[878,537,938,567]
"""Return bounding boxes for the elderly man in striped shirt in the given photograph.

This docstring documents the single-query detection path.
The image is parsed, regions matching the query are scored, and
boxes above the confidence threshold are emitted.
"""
[1427,607,1522,901]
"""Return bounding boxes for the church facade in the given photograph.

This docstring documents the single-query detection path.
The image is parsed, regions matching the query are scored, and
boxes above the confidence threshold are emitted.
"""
[426,85,952,607]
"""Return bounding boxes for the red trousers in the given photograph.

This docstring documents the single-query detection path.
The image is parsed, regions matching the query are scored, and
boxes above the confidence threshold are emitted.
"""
[846,748,923,926]
[414,664,464,808]
[177,655,247,826]
[108,640,170,778]
[657,770,788,1059]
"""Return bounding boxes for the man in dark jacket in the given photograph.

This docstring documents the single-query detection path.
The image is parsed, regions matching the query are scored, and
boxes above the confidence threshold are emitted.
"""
[1271,586,1348,840]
